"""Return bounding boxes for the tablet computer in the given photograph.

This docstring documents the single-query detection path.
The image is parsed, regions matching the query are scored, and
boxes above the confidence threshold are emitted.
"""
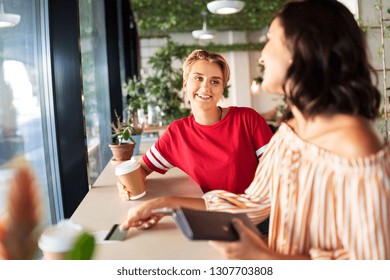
[170,207,260,241]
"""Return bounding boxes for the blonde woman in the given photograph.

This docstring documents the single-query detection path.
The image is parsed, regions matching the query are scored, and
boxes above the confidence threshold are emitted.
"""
[118,50,273,232]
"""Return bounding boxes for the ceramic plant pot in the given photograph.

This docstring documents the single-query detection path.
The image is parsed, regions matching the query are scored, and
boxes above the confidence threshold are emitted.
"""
[108,142,135,161]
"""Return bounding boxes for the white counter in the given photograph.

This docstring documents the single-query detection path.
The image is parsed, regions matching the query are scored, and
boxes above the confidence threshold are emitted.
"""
[71,158,221,260]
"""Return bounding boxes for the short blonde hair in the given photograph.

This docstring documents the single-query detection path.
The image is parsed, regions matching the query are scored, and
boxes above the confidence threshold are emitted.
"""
[182,50,230,88]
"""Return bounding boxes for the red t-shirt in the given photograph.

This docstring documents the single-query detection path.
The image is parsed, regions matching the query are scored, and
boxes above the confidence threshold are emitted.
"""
[142,106,273,194]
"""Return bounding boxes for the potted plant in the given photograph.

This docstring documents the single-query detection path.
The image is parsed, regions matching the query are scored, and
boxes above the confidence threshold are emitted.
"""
[109,110,136,161]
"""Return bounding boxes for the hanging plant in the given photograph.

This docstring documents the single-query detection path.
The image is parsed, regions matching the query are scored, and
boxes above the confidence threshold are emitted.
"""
[130,0,286,38]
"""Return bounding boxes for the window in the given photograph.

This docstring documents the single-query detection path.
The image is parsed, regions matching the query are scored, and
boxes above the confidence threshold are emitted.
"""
[79,0,112,185]
[0,0,135,225]
[0,0,61,223]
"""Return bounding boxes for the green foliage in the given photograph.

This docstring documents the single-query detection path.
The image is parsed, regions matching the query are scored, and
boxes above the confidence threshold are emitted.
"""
[252,64,265,85]
[387,6,390,33]
[124,76,149,112]
[130,0,287,38]
[123,40,191,125]
[111,110,137,144]
[65,232,95,260]
[168,42,264,53]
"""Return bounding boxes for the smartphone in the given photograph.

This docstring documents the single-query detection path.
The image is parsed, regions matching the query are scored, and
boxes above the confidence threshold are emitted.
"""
[104,224,127,241]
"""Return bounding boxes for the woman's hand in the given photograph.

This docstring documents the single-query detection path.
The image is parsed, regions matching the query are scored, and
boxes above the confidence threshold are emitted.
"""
[117,162,149,200]
[119,196,206,232]
[117,181,131,200]
[209,218,274,260]
[119,198,165,231]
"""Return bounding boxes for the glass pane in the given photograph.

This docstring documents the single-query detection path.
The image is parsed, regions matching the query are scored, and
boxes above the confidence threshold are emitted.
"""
[79,0,112,185]
[0,0,54,224]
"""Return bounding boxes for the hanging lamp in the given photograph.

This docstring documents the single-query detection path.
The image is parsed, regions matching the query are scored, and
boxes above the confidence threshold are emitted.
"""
[192,12,214,40]
[0,0,20,28]
[207,0,245,15]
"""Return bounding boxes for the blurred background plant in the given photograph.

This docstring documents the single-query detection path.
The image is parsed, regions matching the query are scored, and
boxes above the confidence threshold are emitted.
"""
[375,0,390,140]
[123,40,194,125]
[0,163,40,259]
[124,76,149,114]
[111,110,138,145]
[66,231,95,260]
[0,161,96,260]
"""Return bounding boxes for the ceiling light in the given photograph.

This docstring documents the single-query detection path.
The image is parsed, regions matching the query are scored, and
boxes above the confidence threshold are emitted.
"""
[207,0,245,15]
[192,12,214,40]
[0,1,20,28]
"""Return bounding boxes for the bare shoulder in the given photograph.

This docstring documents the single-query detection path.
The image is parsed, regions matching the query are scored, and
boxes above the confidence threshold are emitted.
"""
[289,114,385,158]
[325,117,384,158]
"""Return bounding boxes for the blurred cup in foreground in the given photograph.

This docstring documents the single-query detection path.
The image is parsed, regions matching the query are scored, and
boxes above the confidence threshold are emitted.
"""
[38,219,83,260]
[115,158,146,200]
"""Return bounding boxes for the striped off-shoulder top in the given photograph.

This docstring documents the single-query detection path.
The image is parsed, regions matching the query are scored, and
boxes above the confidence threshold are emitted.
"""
[203,123,390,260]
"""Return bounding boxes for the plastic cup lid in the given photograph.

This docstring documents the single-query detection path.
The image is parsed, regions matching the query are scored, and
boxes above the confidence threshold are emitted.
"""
[115,158,140,176]
[129,191,146,200]
[38,219,83,253]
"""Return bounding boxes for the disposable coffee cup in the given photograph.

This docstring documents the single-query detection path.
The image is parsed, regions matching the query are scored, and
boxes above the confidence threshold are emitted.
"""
[38,219,83,260]
[115,158,146,200]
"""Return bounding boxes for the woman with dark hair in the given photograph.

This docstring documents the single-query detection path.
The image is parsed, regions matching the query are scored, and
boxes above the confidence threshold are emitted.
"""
[206,0,390,260]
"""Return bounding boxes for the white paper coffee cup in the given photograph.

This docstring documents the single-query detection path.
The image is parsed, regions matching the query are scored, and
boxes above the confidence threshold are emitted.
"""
[115,159,146,200]
[38,219,83,260]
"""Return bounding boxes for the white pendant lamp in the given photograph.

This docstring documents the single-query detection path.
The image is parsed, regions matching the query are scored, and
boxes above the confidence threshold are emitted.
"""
[0,0,20,28]
[192,12,214,40]
[207,0,245,15]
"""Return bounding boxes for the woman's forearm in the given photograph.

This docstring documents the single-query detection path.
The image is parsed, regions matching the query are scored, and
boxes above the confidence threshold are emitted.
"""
[157,196,206,211]
[138,158,153,177]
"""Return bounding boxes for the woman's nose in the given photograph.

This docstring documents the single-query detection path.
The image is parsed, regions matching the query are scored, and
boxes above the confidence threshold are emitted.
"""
[258,56,264,65]
[200,80,209,90]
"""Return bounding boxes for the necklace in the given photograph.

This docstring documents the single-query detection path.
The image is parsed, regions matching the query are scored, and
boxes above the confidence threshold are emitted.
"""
[218,106,223,121]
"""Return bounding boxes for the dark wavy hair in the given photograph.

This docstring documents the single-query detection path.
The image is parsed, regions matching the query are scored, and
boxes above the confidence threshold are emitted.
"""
[277,0,381,121]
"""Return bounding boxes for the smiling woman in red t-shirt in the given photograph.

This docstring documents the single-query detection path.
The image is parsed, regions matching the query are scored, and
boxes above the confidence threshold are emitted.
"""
[117,50,273,199]
[117,51,273,234]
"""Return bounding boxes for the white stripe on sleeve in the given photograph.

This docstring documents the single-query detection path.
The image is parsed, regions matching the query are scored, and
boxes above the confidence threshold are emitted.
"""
[256,144,268,158]
[145,144,174,170]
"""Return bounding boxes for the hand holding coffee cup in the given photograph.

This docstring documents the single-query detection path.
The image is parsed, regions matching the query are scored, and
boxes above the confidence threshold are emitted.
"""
[115,159,146,200]
[117,181,132,200]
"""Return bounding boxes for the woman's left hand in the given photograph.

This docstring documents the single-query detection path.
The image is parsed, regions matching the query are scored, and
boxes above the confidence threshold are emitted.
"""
[209,218,274,260]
